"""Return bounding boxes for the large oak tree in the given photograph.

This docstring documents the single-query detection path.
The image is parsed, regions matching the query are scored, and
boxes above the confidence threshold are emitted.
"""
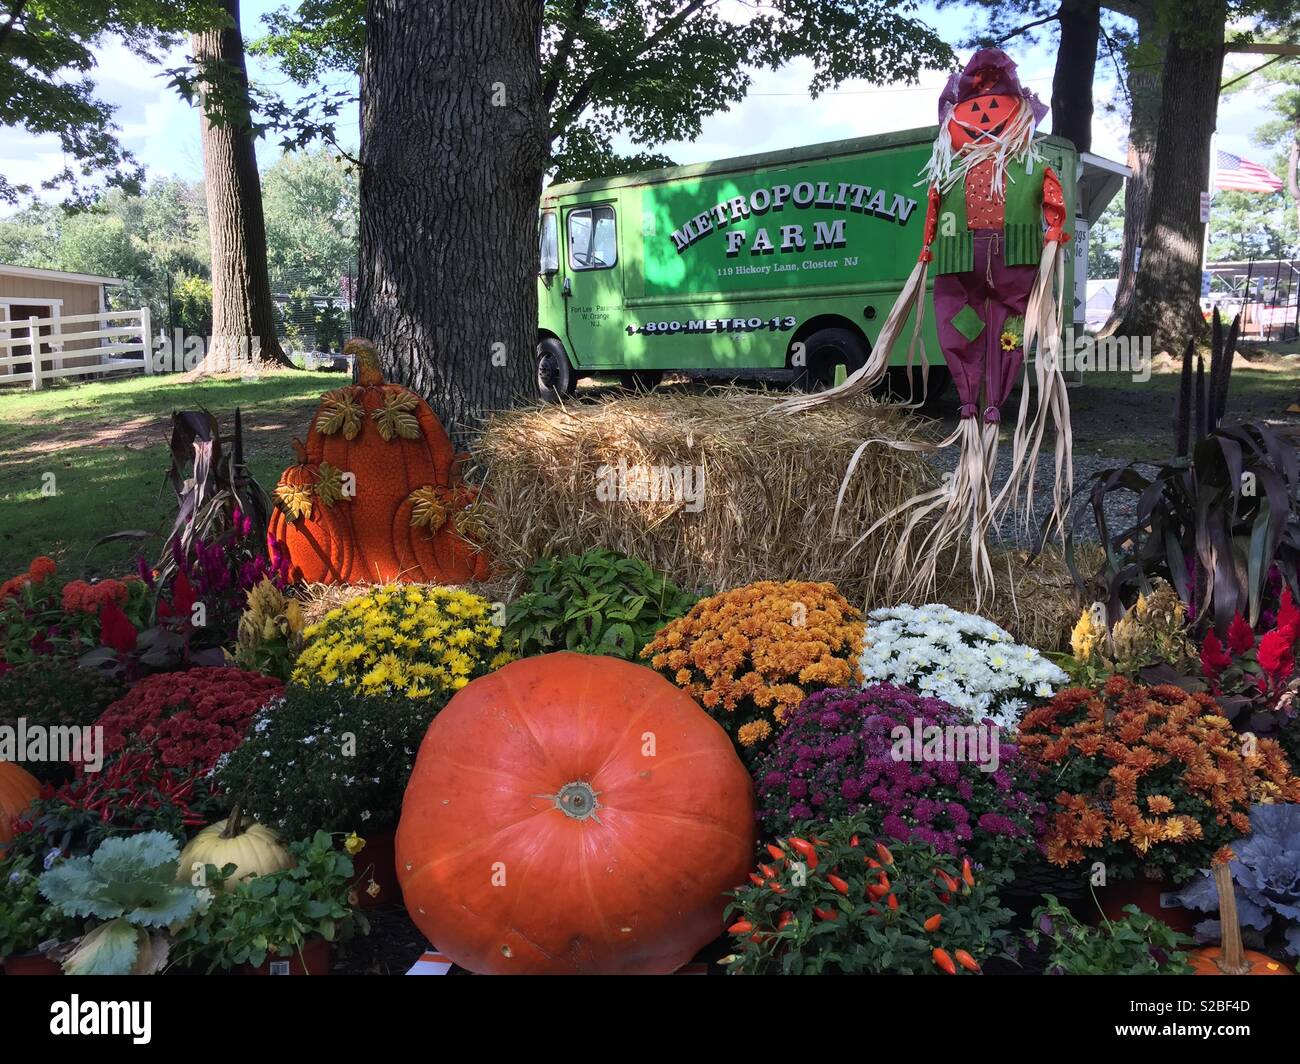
[190,0,291,370]
[354,1,547,446]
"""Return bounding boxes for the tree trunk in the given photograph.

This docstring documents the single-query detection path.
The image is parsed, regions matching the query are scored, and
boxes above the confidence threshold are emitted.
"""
[1105,1,1164,336]
[193,0,291,370]
[1051,0,1101,153]
[357,1,546,448]
[1118,1,1225,352]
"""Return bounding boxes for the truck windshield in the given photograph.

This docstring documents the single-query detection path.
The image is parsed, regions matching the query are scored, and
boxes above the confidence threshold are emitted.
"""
[567,206,616,270]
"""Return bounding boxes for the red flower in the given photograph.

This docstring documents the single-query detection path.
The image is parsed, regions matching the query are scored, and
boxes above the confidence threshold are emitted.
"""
[1199,629,1233,678]
[27,556,57,583]
[1278,586,1300,633]
[1226,613,1255,655]
[98,598,138,654]
[159,569,197,621]
[1257,625,1296,681]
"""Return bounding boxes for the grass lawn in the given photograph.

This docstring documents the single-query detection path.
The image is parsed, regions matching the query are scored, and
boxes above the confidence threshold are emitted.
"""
[1,356,1295,580]
[0,370,339,578]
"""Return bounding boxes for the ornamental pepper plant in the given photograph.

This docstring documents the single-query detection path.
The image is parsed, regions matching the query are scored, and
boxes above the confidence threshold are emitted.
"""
[641,580,863,764]
[1018,676,1300,884]
[722,816,1013,975]
[8,751,207,862]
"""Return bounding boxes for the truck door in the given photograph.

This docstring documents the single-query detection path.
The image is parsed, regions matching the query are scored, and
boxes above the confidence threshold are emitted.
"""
[562,202,622,368]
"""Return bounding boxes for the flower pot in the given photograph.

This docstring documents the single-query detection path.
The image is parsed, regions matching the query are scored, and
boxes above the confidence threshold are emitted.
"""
[349,824,401,910]
[3,951,62,976]
[240,937,332,976]
[1095,877,1199,935]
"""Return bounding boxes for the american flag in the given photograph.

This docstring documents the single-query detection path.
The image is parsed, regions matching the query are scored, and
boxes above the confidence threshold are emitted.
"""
[1214,150,1283,193]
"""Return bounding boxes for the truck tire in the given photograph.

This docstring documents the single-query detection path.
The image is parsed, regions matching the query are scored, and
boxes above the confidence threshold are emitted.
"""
[537,338,576,402]
[792,327,868,392]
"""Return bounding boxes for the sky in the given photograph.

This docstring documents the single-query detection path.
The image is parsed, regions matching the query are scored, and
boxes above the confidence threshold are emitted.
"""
[0,0,1282,202]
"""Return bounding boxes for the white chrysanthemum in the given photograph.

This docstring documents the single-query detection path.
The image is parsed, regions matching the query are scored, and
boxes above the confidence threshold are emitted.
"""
[860,606,1066,724]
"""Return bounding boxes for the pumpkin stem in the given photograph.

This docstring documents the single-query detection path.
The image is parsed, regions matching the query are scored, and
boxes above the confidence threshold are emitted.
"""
[1212,860,1250,975]
[549,781,601,822]
[291,437,308,465]
[344,337,383,386]
[220,799,245,840]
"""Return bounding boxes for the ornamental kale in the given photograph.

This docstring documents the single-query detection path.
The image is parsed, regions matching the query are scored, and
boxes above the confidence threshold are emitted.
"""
[38,831,208,975]
[1174,803,1300,958]
[754,684,1044,870]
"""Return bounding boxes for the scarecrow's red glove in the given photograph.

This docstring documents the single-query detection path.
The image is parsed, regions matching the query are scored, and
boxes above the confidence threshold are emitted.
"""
[1043,166,1070,244]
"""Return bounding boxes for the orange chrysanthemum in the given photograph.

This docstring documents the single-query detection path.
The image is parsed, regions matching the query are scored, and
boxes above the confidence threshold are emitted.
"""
[1019,676,1300,877]
[641,579,862,755]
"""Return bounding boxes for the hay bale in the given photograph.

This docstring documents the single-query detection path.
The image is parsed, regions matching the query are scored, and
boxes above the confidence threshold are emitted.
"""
[936,543,1097,653]
[297,577,516,627]
[475,389,940,605]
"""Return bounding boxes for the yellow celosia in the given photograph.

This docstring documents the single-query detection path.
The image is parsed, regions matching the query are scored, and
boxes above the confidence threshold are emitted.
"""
[293,584,514,699]
[1070,604,1105,663]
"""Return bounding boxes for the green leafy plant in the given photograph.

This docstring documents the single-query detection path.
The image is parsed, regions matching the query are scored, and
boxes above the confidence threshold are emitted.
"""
[38,830,207,975]
[722,816,1013,975]
[172,831,367,973]
[506,549,697,660]
[1069,312,1300,634]
[213,685,438,840]
[0,854,81,960]
[1025,895,1193,975]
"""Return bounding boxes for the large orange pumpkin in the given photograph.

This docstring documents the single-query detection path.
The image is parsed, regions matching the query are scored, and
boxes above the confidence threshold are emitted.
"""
[1190,862,1294,976]
[396,653,757,975]
[267,338,491,585]
[0,760,40,850]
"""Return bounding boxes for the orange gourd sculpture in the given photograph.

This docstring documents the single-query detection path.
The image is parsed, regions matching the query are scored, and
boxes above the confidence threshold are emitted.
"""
[0,760,40,851]
[268,339,490,584]
[1190,861,1294,976]
[396,653,757,975]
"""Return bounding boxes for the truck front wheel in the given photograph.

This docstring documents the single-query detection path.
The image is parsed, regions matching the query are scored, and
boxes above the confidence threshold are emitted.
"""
[793,327,867,392]
[537,338,576,402]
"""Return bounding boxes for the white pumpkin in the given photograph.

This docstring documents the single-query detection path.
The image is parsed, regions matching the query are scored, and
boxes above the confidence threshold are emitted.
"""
[178,804,294,890]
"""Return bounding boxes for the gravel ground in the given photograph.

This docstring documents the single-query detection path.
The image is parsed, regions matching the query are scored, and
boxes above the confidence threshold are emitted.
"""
[925,438,1137,549]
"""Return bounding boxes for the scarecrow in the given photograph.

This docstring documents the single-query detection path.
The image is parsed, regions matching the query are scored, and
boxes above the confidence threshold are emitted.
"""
[776,47,1073,603]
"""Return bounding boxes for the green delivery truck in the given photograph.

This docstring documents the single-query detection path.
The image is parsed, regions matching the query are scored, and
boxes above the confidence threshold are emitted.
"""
[536,125,1127,399]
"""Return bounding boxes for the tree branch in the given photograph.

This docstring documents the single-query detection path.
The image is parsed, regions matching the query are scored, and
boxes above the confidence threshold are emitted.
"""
[996,12,1060,45]
[1224,43,1300,55]
[549,0,712,139]
[1221,53,1286,90]
[0,0,29,52]
[543,0,589,112]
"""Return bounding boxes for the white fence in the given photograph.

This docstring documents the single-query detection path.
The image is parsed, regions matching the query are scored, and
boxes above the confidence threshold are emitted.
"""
[0,307,152,390]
